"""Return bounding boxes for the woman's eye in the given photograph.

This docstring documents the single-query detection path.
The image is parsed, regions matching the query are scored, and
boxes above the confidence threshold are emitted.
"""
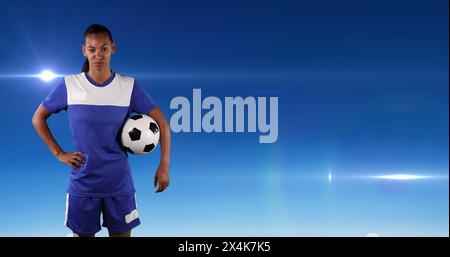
[102,48,107,52]
[89,49,95,53]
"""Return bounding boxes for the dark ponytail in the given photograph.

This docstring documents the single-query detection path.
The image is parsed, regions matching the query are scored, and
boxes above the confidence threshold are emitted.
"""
[82,58,89,72]
[82,24,114,72]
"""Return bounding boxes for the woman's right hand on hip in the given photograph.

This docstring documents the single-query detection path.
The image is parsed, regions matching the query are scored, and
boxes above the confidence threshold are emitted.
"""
[56,151,86,172]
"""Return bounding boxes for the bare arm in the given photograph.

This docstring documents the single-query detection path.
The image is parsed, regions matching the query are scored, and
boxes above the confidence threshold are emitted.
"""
[32,104,85,171]
[147,107,171,193]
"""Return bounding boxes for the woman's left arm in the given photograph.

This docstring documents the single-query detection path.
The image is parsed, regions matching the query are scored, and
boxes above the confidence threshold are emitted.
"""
[148,107,171,193]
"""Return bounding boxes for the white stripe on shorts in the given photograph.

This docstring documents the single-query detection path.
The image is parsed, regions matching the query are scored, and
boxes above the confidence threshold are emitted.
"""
[64,193,69,226]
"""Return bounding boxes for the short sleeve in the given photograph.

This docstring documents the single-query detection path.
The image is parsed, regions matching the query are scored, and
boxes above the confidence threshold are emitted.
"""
[42,78,68,113]
[130,80,157,114]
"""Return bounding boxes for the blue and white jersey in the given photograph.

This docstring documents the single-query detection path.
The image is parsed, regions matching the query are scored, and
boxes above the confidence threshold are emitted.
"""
[42,72,156,197]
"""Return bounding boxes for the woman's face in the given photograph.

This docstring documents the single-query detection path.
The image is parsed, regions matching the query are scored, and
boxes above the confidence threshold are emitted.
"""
[82,33,116,72]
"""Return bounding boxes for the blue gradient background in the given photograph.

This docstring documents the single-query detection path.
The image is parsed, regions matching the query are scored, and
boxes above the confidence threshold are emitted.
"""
[0,0,448,236]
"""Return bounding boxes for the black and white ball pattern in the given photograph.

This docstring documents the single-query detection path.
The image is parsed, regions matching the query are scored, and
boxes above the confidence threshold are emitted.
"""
[120,114,160,155]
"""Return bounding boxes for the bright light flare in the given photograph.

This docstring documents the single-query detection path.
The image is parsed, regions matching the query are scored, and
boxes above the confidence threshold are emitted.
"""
[370,174,432,180]
[0,70,63,80]
[39,70,57,81]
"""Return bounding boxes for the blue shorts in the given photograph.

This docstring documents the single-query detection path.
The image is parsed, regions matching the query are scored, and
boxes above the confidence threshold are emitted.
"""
[64,193,141,235]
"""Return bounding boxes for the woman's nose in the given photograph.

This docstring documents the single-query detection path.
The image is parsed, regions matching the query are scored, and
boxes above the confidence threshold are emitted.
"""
[94,53,104,59]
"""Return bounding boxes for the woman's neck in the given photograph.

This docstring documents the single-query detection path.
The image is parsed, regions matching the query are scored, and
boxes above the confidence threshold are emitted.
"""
[88,69,112,85]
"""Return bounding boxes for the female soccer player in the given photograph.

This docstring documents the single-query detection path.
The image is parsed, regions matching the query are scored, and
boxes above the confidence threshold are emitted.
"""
[31,24,171,237]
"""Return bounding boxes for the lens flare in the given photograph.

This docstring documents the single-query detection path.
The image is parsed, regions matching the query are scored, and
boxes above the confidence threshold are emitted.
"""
[370,174,432,180]
[39,70,57,81]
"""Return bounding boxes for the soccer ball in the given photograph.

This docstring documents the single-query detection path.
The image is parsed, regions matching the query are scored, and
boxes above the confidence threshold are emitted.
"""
[120,114,160,155]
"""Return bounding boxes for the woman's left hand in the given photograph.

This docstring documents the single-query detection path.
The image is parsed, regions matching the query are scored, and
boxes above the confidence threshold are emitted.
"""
[154,164,170,193]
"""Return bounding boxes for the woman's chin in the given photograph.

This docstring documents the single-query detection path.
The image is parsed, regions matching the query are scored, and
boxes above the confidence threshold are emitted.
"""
[93,66,106,71]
